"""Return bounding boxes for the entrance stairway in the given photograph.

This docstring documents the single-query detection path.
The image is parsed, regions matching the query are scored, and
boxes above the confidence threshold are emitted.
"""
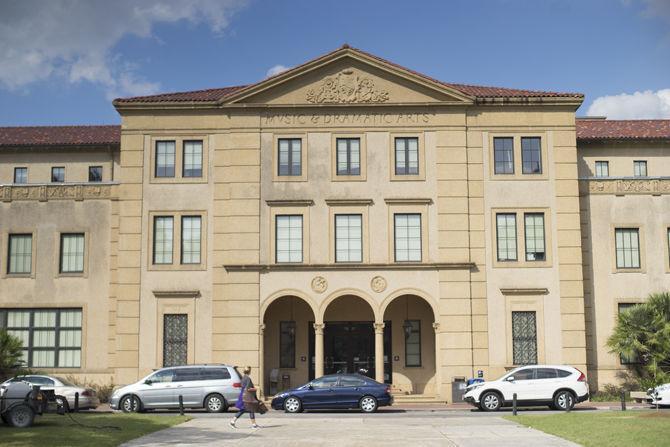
[391,393,445,404]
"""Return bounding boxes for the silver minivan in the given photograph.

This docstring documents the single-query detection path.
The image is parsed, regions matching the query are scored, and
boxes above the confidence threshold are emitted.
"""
[109,365,242,413]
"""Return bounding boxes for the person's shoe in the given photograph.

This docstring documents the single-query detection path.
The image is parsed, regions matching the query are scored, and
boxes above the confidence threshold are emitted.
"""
[252,424,260,429]
[229,419,236,428]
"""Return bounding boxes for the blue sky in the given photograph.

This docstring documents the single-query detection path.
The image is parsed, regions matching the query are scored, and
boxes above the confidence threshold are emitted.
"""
[1,0,668,126]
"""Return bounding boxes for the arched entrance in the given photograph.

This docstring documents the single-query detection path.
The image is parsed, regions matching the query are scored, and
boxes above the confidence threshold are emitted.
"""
[262,294,316,395]
[382,293,437,395]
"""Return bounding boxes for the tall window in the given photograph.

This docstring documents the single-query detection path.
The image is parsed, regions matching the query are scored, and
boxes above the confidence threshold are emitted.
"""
[493,137,514,174]
[0,309,82,368]
[163,314,187,367]
[336,138,360,176]
[183,140,203,178]
[155,141,176,177]
[181,216,201,264]
[278,138,301,176]
[153,216,174,264]
[88,166,102,182]
[275,215,303,263]
[521,137,542,174]
[405,320,421,367]
[617,304,640,364]
[13,167,27,184]
[512,311,537,365]
[280,321,296,368]
[496,213,517,261]
[615,228,640,269]
[8,234,32,274]
[633,160,647,177]
[595,161,609,177]
[51,167,65,183]
[524,213,545,261]
[395,137,419,175]
[59,233,85,273]
[335,214,362,262]
[394,214,421,262]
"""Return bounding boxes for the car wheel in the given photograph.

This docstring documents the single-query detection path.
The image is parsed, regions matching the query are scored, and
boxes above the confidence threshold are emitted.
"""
[284,396,302,413]
[55,395,70,412]
[480,391,502,412]
[8,404,35,428]
[120,395,141,413]
[205,394,226,413]
[359,396,378,413]
[554,390,575,411]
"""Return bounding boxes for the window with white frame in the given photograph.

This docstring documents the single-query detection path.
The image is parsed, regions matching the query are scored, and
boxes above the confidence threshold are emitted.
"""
[524,213,546,261]
[335,214,362,262]
[493,137,514,174]
[395,137,419,175]
[153,216,174,264]
[13,167,27,184]
[496,213,517,261]
[615,228,640,269]
[275,215,303,263]
[633,160,647,177]
[278,138,302,176]
[0,309,82,368]
[60,233,85,273]
[180,216,201,264]
[595,161,609,177]
[394,214,421,262]
[183,141,203,178]
[8,234,32,274]
[521,137,542,174]
[336,138,360,176]
[155,141,176,177]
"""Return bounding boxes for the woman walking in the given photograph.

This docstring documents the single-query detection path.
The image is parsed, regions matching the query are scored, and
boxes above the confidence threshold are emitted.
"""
[230,366,260,429]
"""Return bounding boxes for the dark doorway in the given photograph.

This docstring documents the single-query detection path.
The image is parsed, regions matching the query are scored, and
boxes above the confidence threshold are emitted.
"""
[309,321,392,383]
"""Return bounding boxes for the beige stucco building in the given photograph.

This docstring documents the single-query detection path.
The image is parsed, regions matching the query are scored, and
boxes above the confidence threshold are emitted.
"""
[1,47,668,400]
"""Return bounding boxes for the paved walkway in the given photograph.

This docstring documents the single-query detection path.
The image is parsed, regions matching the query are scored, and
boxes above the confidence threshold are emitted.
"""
[122,414,580,447]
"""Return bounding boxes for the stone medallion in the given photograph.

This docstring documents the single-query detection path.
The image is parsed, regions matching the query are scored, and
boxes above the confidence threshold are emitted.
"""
[311,276,328,293]
[370,276,387,293]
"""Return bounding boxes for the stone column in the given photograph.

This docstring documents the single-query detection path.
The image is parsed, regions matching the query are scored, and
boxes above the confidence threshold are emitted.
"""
[258,323,265,398]
[313,323,325,378]
[374,322,386,383]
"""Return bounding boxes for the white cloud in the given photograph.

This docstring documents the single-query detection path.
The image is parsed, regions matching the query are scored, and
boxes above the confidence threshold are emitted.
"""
[0,0,248,98]
[587,89,670,119]
[266,64,290,78]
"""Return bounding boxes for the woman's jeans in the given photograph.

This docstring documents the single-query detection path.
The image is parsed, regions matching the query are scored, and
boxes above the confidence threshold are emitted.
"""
[235,409,255,419]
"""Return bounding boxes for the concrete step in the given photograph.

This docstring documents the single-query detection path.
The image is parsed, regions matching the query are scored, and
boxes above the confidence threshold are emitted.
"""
[392,394,445,404]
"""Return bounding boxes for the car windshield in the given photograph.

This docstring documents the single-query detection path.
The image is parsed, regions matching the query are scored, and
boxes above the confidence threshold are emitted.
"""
[54,377,76,386]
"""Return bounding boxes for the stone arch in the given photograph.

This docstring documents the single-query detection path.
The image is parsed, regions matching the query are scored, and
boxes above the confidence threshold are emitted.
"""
[318,288,382,323]
[260,289,319,322]
[380,288,439,321]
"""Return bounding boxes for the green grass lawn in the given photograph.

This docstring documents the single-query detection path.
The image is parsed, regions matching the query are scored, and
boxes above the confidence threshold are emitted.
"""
[506,410,670,447]
[0,413,190,447]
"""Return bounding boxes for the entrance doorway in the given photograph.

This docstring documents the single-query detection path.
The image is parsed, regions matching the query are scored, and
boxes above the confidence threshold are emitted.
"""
[309,321,392,383]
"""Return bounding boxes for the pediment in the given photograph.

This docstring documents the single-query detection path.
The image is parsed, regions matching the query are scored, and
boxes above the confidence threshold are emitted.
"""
[223,50,473,106]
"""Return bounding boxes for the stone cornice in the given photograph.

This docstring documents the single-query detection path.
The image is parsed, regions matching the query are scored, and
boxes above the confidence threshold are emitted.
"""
[0,183,117,202]
[500,288,549,295]
[324,199,374,206]
[384,198,433,205]
[153,290,201,299]
[579,177,670,196]
[223,262,475,272]
[265,199,314,207]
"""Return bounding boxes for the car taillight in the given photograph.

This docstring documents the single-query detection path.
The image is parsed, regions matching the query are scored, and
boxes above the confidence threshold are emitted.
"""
[385,387,391,394]
[233,382,242,388]
[81,389,93,397]
[576,369,586,382]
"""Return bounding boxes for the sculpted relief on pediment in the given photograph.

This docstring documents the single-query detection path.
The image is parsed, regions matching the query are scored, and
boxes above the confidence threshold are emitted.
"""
[305,69,390,104]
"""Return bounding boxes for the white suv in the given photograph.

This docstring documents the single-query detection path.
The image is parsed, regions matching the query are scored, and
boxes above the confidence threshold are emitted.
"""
[463,365,589,411]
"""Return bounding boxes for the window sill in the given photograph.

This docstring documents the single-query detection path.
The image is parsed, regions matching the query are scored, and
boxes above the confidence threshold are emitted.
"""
[332,175,366,182]
[390,175,425,182]
[613,268,646,274]
[148,264,207,272]
[4,273,34,279]
[57,272,86,278]
[273,176,308,182]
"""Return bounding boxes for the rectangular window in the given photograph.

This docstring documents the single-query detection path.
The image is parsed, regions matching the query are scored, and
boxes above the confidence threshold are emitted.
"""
[617,304,640,364]
[278,138,302,176]
[521,137,542,174]
[182,140,203,178]
[275,215,303,263]
[524,213,546,261]
[395,137,419,175]
[595,161,609,177]
[8,234,32,274]
[394,214,422,262]
[405,320,421,367]
[496,213,517,261]
[633,160,647,177]
[335,214,362,263]
[336,138,361,176]
[153,216,174,264]
[0,309,82,368]
[155,141,176,178]
[59,233,85,273]
[13,167,27,184]
[279,321,296,368]
[493,137,514,174]
[88,166,102,182]
[615,228,640,269]
[163,314,188,367]
[51,167,65,183]
[180,216,201,264]
[512,311,538,365]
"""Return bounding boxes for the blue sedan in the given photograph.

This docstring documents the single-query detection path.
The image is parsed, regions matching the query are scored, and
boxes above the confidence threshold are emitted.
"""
[271,374,393,413]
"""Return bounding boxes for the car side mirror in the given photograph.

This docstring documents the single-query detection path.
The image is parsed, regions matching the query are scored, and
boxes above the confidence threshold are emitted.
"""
[144,379,153,385]
[307,384,313,390]
[506,376,515,382]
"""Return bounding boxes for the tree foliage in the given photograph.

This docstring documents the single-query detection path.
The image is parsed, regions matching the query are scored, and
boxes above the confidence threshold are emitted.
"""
[607,292,670,386]
[0,328,25,381]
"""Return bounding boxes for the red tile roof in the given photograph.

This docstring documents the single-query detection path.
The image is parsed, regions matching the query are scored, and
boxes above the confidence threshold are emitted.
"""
[114,86,246,104]
[576,119,670,141]
[0,125,121,147]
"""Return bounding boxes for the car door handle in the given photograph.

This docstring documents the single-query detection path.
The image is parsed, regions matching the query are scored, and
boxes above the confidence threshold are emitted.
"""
[176,385,183,388]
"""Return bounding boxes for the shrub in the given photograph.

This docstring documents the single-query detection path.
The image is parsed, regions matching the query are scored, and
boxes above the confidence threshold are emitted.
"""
[0,329,25,382]
[65,375,116,403]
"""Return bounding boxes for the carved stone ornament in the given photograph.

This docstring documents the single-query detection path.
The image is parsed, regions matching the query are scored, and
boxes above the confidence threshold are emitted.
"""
[370,275,387,293]
[311,276,328,294]
[0,184,114,202]
[306,69,390,104]
[583,178,670,196]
